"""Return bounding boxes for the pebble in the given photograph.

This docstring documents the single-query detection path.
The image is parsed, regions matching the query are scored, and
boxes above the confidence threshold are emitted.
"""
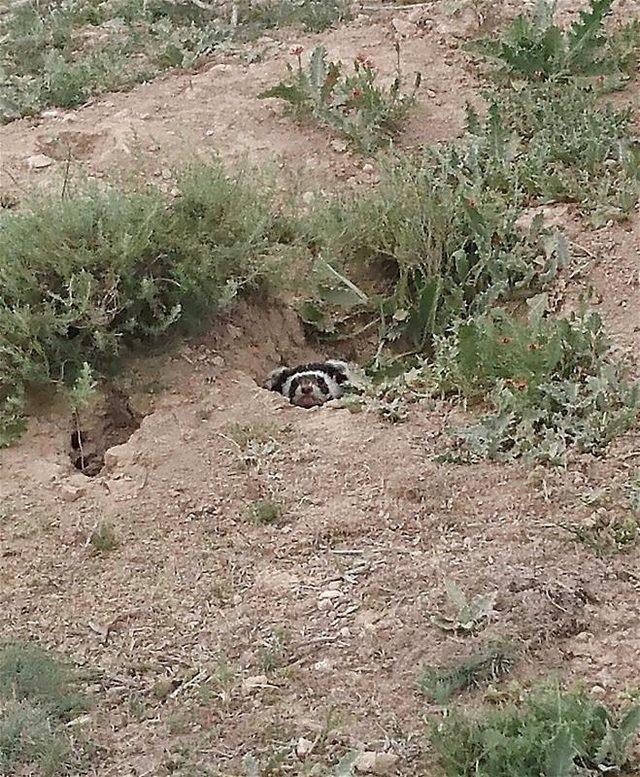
[60,484,85,503]
[354,751,399,774]
[27,154,54,170]
[295,737,314,758]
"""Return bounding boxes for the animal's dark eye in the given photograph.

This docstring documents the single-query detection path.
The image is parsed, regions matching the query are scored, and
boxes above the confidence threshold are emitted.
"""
[318,377,329,394]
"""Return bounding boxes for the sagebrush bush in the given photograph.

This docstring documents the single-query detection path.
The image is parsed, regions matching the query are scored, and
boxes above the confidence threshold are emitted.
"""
[432,684,640,776]
[0,642,89,775]
[0,162,293,444]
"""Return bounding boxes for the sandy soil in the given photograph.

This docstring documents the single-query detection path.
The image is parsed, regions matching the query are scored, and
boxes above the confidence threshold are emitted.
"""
[1,2,640,775]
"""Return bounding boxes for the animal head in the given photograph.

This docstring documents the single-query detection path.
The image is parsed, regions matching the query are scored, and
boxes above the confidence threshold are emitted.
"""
[266,360,351,408]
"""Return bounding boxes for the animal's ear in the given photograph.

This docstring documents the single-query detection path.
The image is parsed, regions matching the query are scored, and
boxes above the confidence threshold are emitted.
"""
[325,360,350,383]
[265,366,290,391]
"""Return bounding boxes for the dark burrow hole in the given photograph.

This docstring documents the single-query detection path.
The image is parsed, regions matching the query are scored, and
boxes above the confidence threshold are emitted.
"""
[69,389,142,477]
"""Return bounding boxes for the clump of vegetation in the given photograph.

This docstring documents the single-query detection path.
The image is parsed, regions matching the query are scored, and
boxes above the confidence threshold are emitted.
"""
[560,513,638,557]
[0,162,292,446]
[248,499,283,526]
[432,684,640,776]
[259,45,420,153]
[0,642,89,775]
[431,581,497,635]
[471,0,639,82]
[300,141,566,348]
[89,521,119,552]
[0,0,350,122]
[433,299,638,465]
[465,87,640,226]
[422,646,514,704]
[559,475,640,556]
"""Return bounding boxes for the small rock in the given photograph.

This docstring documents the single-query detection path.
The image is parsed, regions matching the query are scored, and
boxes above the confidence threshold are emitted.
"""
[391,17,417,37]
[319,589,343,600]
[161,169,172,180]
[60,484,85,503]
[302,190,315,205]
[362,163,375,174]
[242,674,269,692]
[205,129,215,136]
[354,751,399,775]
[330,139,348,153]
[295,737,314,758]
[590,685,606,697]
[27,154,54,170]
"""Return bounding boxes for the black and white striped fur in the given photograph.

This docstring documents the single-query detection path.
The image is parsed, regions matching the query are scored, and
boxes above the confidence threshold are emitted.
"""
[266,360,351,408]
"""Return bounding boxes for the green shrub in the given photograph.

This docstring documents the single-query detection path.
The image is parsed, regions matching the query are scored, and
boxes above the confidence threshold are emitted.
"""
[466,85,640,225]
[259,45,420,153]
[248,499,284,526]
[432,684,640,776]
[300,143,566,349]
[0,641,89,775]
[469,0,636,81]
[434,299,639,465]
[0,162,293,445]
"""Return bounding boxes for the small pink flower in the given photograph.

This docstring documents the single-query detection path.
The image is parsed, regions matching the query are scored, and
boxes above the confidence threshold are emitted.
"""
[355,53,374,69]
[290,46,304,56]
[352,88,363,100]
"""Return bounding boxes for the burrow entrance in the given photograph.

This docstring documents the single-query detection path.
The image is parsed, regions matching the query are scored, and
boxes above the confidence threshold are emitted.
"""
[69,389,141,477]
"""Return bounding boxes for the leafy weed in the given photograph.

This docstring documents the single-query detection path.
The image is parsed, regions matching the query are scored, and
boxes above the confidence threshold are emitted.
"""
[431,683,640,776]
[259,44,420,153]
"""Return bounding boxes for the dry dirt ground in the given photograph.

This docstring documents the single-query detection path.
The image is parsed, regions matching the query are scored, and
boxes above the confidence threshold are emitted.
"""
[1,2,640,775]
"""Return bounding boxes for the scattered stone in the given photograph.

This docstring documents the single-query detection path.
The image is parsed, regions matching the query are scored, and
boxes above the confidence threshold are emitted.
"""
[354,751,399,775]
[590,685,606,697]
[319,589,343,601]
[205,129,215,136]
[295,737,314,758]
[362,163,375,174]
[330,139,348,153]
[391,17,417,37]
[302,190,315,205]
[241,674,269,693]
[60,483,85,502]
[27,154,54,170]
